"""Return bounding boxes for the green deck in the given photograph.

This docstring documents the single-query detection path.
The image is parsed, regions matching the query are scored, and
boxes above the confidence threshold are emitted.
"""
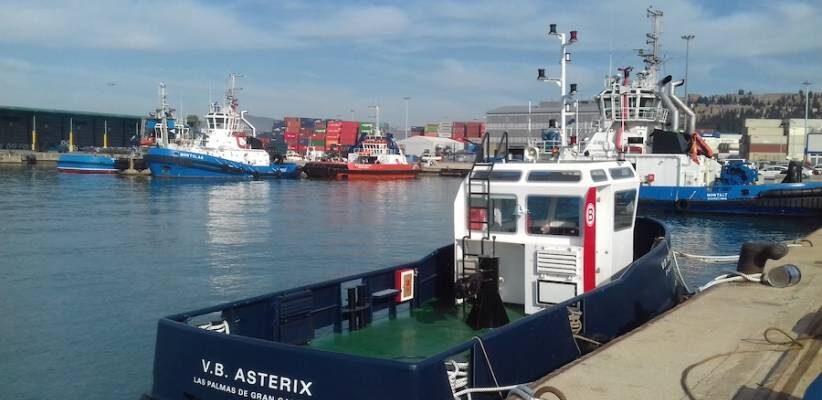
[308,301,525,362]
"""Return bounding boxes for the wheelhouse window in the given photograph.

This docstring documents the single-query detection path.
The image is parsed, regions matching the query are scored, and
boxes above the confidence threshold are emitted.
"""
[214,118,225,129]
[527,170,581,182]
[590,169,608,182]
[527,196,580,236]
[614,189,637,230]
[468,194,518,233]
[469,171,521,181]
[609,167,635,179]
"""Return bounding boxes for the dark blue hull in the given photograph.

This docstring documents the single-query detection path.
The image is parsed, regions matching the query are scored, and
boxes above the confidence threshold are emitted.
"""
[143,218,684,400]
[639,183,822,216]
[145,148,300,179]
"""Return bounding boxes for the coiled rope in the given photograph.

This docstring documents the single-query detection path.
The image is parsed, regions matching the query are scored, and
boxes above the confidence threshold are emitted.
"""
[198,320,230,334]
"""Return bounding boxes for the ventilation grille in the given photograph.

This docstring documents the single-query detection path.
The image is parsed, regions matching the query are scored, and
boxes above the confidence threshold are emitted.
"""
[536,249,580,276]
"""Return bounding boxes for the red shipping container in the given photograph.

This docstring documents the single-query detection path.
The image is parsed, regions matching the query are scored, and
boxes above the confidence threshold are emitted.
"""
[339,121,359,145]
[284,132,298,142]
[327,121,342,135]
[310,133,325,142]
[466,122,483,138]
[452,122,467,139]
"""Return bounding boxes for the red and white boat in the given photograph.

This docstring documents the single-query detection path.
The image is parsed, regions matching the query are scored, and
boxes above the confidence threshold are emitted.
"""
[303,106,419,180]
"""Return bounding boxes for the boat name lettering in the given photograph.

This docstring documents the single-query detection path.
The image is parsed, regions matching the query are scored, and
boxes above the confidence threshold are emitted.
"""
[197,358,313,397]
[706,192,727,200]
[180,152,205,160]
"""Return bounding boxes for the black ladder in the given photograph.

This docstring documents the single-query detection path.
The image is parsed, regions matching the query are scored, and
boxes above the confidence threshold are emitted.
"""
[460,132,509,284]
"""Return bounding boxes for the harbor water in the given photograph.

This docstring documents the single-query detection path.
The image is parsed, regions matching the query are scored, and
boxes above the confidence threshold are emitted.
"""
[0,165,818,399]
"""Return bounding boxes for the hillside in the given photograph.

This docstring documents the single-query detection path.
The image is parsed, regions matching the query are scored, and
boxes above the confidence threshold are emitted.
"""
[692,91,821,133]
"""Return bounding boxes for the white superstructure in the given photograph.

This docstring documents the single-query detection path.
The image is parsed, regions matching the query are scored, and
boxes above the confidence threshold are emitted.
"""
[158,74,271,167]
[454,160,640,315]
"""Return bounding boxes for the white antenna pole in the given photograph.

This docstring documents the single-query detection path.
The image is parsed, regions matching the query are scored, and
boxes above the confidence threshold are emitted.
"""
[528,100,532,139]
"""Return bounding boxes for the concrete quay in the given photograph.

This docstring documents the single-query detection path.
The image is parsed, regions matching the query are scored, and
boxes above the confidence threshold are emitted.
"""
[0,150,60,163]
[524,228,822,399]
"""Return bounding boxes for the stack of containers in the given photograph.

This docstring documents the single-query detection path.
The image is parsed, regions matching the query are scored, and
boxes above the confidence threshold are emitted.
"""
[452,122,467,140]
[339,121,359,146]
[310,121,326,149]
[466,122,484,138]
[359,122,374,138]
[298,127,313,153]
[411,126,424,136]
[326,121,342,151]
[437,122,452,138]
[424,124,439,137]
[284,117,300,150]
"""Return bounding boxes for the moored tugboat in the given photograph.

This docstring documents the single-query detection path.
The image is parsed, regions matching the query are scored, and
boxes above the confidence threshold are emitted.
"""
[303,106,419,180]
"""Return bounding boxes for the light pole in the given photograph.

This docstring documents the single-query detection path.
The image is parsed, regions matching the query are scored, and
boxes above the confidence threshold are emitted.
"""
[681,34,695,105]
[802,80,813,161]
[349,109,355,121]
[403,96,410,139]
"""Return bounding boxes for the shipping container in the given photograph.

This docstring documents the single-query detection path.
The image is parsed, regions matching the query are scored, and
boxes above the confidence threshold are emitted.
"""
[300,118,315,129]
[425,124,439,134]
[466,121,483,138]
[284,117,300,132]
[284,132,299,142]
[314,120,327,131]
[327,121,342,135]
[452,122,467,139]
[340,121,359,145]
[359,122,374,135]
[310,139,325,147]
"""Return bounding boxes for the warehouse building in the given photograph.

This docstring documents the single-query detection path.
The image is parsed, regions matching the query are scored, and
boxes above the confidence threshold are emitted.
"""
[741,118,822,162]
[485,100,601,146]
[397,135,463,157]
[0,105,143,151]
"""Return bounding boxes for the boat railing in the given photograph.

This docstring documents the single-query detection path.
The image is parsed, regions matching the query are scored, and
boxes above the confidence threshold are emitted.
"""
[602,106,668,122]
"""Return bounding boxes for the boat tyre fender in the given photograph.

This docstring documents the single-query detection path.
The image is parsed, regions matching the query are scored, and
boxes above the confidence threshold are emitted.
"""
[675,199,690,212]
[533,386,568,400]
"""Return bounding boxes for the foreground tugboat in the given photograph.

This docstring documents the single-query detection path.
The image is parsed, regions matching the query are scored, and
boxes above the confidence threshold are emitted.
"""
[303,106,419,180]
[142,126,687,399]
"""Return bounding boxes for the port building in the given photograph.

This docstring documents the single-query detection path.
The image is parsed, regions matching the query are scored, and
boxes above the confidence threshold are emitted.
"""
[0,105,142,151]
[741,118,822,164]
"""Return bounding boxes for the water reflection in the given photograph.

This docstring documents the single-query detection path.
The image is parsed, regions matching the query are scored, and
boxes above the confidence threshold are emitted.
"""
[205,181,271,294]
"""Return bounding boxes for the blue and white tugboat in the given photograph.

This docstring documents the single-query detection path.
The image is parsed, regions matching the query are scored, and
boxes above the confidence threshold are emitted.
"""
[141,130,688,398]
[536,8,822,216]
[144,76,299,179]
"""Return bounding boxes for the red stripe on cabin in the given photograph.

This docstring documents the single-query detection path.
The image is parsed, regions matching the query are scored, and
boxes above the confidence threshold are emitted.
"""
[583,187,597,292]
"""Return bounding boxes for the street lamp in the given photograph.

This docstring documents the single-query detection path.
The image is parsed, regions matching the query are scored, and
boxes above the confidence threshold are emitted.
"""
[349,109,355,121]
[403,96,410,140]
[681,34,695,105]
[802,80,813,161]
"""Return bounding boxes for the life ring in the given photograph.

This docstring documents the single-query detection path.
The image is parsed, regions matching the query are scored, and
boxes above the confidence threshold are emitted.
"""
[674,199,690,212]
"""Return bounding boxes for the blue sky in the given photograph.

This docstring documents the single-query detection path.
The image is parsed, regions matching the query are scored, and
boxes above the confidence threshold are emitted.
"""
[0,0,819,127]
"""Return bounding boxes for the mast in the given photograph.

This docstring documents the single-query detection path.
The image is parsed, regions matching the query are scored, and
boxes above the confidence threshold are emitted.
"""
[538,24,578,148]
